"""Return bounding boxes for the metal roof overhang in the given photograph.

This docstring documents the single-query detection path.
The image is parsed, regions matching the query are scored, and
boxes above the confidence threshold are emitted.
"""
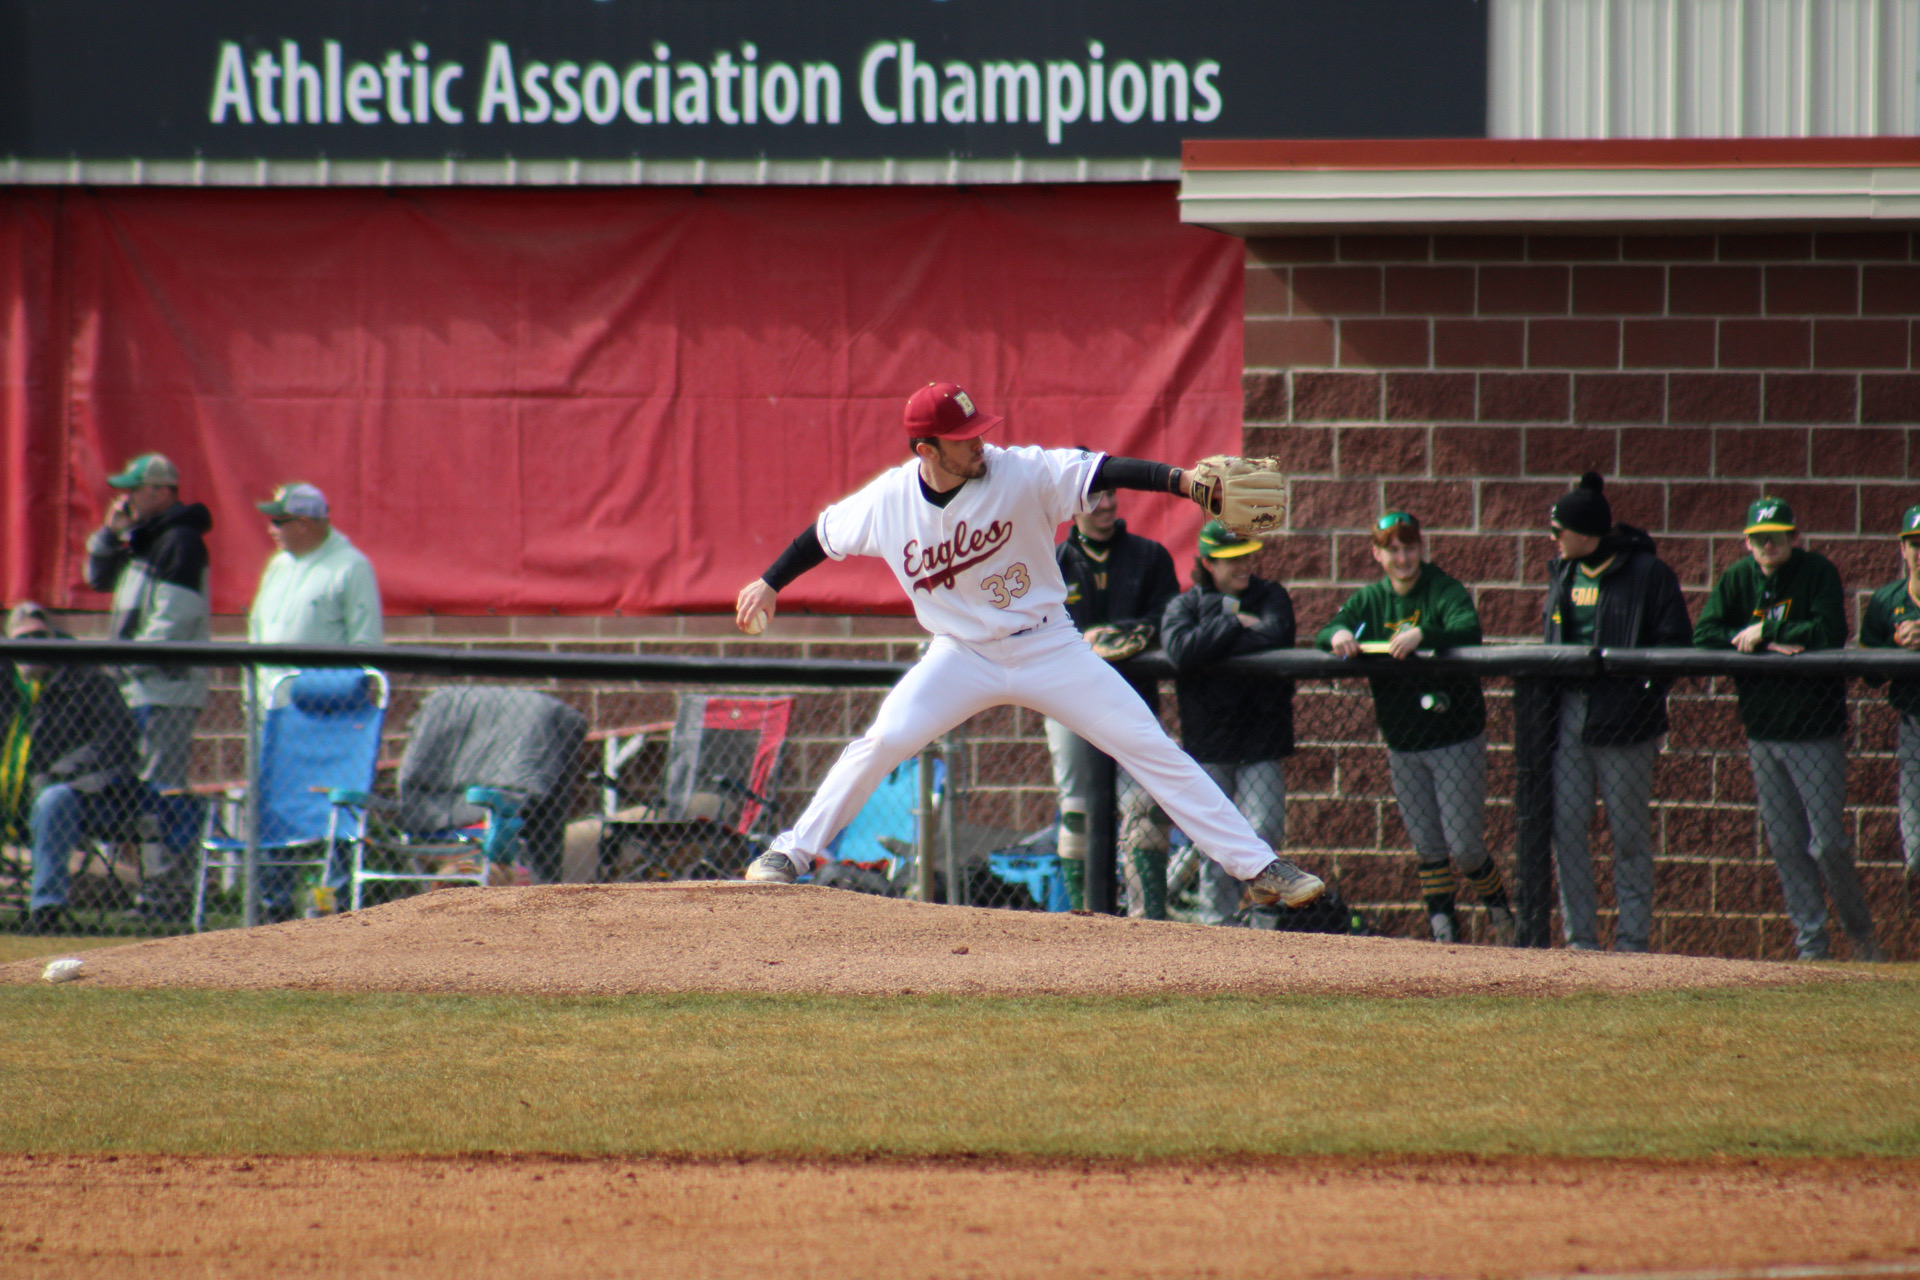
[1179,138,1920,236]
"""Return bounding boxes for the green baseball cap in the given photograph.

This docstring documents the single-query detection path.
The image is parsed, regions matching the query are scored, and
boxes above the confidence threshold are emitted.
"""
[1900,504,1920,539]
[1198,519,1260,559]
[107,453,180,489]
[1744,496,1795,535]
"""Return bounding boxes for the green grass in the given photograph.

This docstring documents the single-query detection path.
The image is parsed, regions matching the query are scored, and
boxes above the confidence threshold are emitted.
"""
[4,978,1917,1159]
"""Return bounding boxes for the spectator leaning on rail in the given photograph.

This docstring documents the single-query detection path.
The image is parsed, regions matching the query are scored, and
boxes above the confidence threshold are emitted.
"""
[1048,476,1180,911]
[1542,472,1693,954]
[247,483,383,918]
[1161,520,1296,925]
[83,452,212,922]
[1318,511,1513,946]
[1859,503,1920,903]
[3,603,143,935]
[1694,497,1882,963]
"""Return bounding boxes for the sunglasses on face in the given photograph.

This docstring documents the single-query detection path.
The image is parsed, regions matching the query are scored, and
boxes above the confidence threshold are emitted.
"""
[1376,512,1414,531]
[1748,532,1789,547]
[270,516,298,526]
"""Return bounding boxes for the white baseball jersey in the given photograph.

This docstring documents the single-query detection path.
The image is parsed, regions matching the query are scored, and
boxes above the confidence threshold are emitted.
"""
[816,444,1103,645]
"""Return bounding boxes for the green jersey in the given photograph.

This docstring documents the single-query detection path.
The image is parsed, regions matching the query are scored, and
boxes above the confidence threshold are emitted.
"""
[1693,548,1848,741]
[1314,563,1485,753]
[1859,575,1920,718]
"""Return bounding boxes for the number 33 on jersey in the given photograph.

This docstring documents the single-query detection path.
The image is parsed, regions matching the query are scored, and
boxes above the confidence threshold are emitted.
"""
[815,443,1102,645]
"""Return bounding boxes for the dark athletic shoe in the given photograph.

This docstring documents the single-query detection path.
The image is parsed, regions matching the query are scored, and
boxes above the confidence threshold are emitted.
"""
[744,851,802,884]
[1241,858,1325,909]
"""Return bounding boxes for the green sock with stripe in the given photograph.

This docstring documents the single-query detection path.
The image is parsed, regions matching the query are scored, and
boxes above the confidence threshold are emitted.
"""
[1418,859,1458,927]
[1462,858,1511,912]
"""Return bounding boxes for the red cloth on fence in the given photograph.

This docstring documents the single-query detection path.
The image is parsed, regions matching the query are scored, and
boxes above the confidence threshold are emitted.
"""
[1,185,1243,616]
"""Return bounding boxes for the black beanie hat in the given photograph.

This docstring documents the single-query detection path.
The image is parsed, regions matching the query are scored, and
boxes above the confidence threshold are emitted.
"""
[1551,471,1612,538]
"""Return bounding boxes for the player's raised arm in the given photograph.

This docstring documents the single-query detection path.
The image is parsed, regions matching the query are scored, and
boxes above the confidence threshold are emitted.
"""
[736,525,829,633]
[1091,455,1285,535]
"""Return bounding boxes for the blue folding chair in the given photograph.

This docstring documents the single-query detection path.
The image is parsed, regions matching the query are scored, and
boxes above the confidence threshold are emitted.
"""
[825,757,944,882]
[195,669,388,930]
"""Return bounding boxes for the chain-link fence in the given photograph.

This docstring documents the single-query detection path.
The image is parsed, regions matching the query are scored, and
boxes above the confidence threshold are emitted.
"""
[1,636,1914,960]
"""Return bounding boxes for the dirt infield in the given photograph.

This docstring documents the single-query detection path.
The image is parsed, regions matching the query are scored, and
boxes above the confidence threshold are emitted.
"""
[5,1153,1918,1279]
[0,882,1843,997]
[7,885,1909,1279]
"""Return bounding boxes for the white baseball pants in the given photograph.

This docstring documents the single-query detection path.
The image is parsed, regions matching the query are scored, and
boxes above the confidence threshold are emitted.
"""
[770,617,1275,879]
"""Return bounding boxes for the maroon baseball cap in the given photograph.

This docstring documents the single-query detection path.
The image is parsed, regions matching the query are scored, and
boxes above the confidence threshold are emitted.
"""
[902,382,1005,440]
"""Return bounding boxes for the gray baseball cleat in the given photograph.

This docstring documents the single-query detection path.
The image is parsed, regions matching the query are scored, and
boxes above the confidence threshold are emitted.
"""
[744,850,802,884]
[1241,857,1325,909]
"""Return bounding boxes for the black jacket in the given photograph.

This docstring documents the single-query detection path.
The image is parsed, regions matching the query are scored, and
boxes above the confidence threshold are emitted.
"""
[1541,523,1693,746]
[1161,576,1296,763]
[0,636,141,839]
[1056,519,1179,711]
[84,500,214,708]
[86,500,214,614]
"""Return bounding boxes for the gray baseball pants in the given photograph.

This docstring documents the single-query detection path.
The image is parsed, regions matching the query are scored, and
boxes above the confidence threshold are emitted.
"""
[1746,735,1876,960]
[1047,716,1166,914]
[133,704,201,890]
[1552,691,1659,953]
[1388,734,1488,873]
[1896,715,1920,875]
[1191,759,1286,925]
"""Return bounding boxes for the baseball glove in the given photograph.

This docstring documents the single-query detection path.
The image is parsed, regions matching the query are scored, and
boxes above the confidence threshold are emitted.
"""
[1188,455,1286,535]
[1086,622,1154,663]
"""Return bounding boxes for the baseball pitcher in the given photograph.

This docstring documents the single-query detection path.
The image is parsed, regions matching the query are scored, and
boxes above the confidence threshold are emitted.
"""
[732,380,1322,910]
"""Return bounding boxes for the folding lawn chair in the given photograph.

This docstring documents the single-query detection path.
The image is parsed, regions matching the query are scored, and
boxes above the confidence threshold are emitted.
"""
[598,694,791,882]
[195,668,387,930]
[341,686,586,908]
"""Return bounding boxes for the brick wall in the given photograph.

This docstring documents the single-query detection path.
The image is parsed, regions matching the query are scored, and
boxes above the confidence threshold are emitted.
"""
[1241,230,1920,959]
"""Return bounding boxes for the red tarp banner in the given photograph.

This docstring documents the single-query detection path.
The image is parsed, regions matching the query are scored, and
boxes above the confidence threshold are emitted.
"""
[2,185,1243,617]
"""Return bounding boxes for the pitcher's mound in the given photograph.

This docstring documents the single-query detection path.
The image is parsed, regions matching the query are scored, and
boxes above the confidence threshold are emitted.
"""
[0,884,1835,997]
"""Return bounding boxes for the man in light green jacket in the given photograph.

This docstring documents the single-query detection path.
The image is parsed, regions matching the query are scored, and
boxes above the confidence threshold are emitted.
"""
[246,482,383,917]
[248,482,383,665]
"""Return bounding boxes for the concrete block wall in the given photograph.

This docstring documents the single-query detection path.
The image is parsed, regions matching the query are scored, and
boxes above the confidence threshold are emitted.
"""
[1240,230,1920,958]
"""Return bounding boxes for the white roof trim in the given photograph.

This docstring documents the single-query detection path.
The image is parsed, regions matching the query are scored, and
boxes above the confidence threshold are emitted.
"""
[1180,163,1920,235]
[0,155,1181,188]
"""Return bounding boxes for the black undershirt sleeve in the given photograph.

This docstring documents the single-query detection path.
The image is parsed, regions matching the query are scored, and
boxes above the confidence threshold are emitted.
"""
[762,525,827,590]
[1090,456,1182,495]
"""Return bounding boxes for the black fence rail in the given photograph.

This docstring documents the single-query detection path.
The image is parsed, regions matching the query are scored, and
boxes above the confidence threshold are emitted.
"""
[1,638,1915,961]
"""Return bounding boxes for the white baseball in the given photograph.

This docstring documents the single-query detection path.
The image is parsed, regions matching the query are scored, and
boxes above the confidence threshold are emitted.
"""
[42,957,84,984]
[743,609,769,636]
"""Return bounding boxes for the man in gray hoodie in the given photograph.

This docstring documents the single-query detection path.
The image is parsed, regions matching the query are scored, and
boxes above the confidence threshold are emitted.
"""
[85,452,212,920]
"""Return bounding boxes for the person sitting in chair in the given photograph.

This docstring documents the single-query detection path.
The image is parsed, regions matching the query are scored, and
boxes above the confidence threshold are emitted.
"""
[2,603,143,935]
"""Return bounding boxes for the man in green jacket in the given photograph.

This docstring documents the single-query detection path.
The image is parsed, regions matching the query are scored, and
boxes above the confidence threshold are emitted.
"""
[1317,511,1513,945]
[1857,502,1920,902]
[1694,497,1881,962]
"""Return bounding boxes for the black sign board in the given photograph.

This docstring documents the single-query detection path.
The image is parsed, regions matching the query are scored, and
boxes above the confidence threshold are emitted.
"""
[0,1,1487,166]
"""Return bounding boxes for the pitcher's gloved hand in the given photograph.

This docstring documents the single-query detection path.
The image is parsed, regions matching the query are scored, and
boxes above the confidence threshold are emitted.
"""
[1187,456,1285,535]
